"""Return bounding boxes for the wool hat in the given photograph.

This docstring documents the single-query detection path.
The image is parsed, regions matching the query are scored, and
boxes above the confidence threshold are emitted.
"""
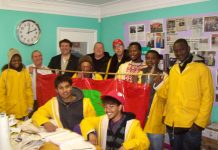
[8,48,21,62]
[113,39,124,47]
[101,90,125,105]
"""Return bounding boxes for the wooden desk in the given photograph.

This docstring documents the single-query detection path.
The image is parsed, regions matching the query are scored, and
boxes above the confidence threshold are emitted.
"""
[39,142,102,150]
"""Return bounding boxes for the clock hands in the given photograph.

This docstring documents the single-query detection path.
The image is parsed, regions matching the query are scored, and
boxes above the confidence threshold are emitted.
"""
[27,29,37,34]
[27,24,30,34]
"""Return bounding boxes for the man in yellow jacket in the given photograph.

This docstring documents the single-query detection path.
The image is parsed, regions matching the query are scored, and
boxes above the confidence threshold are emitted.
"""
[32,75,96,134]
[80,90,150,150]
[156,39,214,150]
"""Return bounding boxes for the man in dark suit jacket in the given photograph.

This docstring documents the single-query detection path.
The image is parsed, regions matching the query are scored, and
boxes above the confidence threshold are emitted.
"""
[48,39,79,77]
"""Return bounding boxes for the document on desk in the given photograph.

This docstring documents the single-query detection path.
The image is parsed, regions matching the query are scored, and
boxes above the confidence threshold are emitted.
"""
[38,128,96,150]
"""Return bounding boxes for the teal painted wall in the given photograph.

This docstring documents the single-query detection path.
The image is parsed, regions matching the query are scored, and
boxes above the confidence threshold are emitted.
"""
[101,0,218,122]
[0,9,100,67]
[0,0,217,122]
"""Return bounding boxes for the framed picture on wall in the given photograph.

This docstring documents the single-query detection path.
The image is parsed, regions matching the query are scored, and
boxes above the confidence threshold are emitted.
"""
[212,34,218,49]
[150,19,163,33]
[204,16,218,32]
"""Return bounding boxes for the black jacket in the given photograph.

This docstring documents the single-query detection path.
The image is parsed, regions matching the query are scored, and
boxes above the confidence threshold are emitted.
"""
[88,52,110,77]
[107,50,130,79]
[48,54,79,77]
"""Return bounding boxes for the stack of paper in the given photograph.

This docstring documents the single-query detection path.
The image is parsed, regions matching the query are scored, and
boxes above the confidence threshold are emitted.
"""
[38,128,96,150]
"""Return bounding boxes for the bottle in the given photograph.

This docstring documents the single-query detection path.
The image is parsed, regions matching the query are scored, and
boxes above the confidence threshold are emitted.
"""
[0,113,12,150]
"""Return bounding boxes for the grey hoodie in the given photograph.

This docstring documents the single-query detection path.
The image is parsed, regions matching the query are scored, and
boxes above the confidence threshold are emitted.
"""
[57,87,84,133]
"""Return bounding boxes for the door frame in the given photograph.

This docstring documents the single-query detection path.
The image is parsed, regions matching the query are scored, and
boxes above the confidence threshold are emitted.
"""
[57,27,98,54]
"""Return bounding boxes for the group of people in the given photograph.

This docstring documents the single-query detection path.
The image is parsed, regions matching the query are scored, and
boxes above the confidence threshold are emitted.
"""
[0,38,214,150]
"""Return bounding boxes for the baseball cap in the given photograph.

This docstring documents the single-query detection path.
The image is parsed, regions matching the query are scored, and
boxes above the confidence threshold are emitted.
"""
[101,90,125,105]
[113,39,124,47]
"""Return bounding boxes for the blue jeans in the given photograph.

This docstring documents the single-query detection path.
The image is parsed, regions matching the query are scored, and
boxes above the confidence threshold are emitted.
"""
[147,133,164,150]
[167,127,202,150]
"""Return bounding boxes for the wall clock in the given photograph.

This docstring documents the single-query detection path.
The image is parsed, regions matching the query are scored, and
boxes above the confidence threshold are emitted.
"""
[16,19,41,45]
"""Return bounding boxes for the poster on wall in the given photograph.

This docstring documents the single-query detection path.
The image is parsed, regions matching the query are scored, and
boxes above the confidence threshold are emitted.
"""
[129,25,137,41]
[146,33,155,48]
[189,38,209,51]
[175,18,188,31]
[155,33,165,49]
[124,12,218,104]
[199,38,209,50]
[204,16,218,32]
[191,17,203,37]
[150,19,163,33]
[137,24,145,41]
[196,51,216,66]
[191,17,203,29]
[167,19,176,34]
[71,42,87,57]
[212,34,218,49]
[129,24,145,41]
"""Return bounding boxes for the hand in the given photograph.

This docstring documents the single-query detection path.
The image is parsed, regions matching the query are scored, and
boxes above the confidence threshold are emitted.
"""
[77,72,84,78]
[28,66,34,74]
[88,133,97,145]
[43,122,57,132]
[190,123,204,132]
[153,74,164,84]
[118,146,126,150]
[27,107,33,114]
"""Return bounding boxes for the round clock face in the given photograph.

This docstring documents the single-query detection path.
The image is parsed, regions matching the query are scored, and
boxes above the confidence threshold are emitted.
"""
[16,20,41,45]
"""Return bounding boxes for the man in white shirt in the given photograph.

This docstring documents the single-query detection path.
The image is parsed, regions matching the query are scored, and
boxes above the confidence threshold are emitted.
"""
[27,50,52,114]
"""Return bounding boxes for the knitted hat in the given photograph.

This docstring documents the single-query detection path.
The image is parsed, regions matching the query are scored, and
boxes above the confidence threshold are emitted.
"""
[101,90,125,105]
[8,48,21,62]
[113,39,124,47]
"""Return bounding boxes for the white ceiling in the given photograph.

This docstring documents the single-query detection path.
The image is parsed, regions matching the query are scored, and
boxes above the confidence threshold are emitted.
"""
[0,0,208,18]
[46,0,122,6]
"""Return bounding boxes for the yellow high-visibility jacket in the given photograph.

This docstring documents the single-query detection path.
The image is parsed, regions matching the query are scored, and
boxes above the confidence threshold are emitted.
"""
[80,115,150,150]
[156,62,214,128]
[138,72,167,134]
[144,93,166,134]
[32,97,96,127]
[72,73,103,80]
[0,68,33,119]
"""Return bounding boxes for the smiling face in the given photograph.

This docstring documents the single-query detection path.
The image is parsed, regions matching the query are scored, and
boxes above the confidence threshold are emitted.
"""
[56,81,72,102]
[103,101,123,122]
[173,42,190,62]
[129,45,141,62]
[10,54,22,69]
[94,43,104,58]
[60,42,72,55]
[32,51,43,67]
[81,61,92,72]
[145,52,160,68]
[113,44,124,57]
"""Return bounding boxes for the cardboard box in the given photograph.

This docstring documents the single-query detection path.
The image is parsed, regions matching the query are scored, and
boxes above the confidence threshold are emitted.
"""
[201,123,218,150]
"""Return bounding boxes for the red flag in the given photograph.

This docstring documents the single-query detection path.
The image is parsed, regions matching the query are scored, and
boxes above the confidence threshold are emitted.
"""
[36,74,150,127]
